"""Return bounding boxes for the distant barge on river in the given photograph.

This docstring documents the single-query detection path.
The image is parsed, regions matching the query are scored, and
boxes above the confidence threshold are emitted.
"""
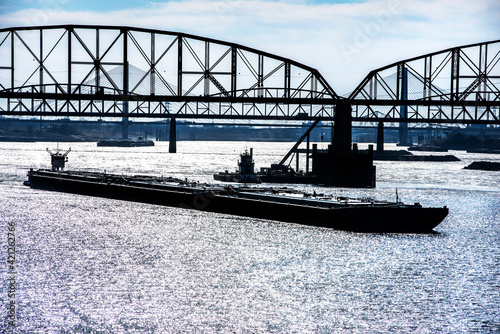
[97,137,154,147]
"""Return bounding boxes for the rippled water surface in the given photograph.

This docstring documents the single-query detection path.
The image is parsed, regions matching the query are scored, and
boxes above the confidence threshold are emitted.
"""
[1,141,499,333]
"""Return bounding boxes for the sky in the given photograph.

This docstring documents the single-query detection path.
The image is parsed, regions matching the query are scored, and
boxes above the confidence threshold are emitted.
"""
[0,0,499,95]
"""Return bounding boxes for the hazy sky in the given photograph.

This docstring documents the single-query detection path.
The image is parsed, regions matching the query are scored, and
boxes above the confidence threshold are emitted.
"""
[0,0,498,95]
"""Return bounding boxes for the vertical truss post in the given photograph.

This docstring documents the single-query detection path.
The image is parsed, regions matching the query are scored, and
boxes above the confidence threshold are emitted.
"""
[8,31,13,112]
[151,33,155,96]
[480,44,488,102]
[122,62,129,139]
[122,30,129,139]
[368,76,373,99]
[96,29,100,91]
[398,63,409,145]
[78,86,81,114]
[177,37,183,96]
[67,28,72,112]
[477,45,483,118]
[258,54,263,98]
[306,132,310,173]
[284,62,291,99]
[204,41,209,96]
[39,29,43,95]
[10,31,14,93]
[424,55,431,118]
[231,46,237,97]
[450,48,460,106]
[311,75,317,99]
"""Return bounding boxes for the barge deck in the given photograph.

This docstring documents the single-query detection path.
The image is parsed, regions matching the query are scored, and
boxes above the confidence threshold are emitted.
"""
[25,169,448,233]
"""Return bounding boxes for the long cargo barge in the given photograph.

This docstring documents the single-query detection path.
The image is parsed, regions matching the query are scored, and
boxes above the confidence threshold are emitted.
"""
[25,169,448,233]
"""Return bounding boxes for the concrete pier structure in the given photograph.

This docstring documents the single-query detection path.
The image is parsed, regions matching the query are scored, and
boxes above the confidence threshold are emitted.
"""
[377,122,384,153]
[333,102,352,154]
[169,118,177,153]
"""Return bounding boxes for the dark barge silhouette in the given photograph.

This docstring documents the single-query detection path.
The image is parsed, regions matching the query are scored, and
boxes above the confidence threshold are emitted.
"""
[25,169,448,233]
[214,144,375,187]
[97,137,154,147]
[214,114,376,188]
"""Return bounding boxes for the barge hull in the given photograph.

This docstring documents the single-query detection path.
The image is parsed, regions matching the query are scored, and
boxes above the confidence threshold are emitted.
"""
[27,170,448,233]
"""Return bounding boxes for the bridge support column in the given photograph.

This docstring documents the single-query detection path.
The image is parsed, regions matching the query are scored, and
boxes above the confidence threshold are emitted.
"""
[169,118,177,153]
[333,102,352,154]
[306,133,310,173]
[399,123,409,146]
[122,61,129,139]
[122,117,129,139]
[398,66,409,146]
[377,122,384,153]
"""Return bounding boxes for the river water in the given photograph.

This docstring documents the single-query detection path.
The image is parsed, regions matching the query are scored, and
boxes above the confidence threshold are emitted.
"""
[0,141,499,333]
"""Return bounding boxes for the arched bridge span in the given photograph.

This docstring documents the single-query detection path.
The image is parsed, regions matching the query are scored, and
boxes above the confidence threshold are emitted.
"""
[0,25,498,125]
[0,25,339,120]
[349,39,500,125]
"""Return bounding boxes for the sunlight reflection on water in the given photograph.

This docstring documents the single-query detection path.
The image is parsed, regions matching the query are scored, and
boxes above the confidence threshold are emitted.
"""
[0,141,499,333]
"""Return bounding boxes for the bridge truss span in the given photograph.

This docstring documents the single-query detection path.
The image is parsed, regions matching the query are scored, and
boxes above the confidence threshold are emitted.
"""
[349,40,500,125]
[1,25,499,125]
[0,25,339,119]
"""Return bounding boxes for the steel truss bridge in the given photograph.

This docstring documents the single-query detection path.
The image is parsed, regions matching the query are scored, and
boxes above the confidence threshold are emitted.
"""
[0,25,499,126]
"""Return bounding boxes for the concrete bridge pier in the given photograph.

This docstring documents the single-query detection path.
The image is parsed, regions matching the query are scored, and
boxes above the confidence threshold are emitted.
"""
[122,117,129,139]
[169,118,177,153]
[399,122,409,146]
[333,102,352,154]
[323,102,376,187]
[377,122,384,153]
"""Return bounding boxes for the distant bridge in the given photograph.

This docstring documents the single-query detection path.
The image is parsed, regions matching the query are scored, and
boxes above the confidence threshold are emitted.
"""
[0,25,498,125]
